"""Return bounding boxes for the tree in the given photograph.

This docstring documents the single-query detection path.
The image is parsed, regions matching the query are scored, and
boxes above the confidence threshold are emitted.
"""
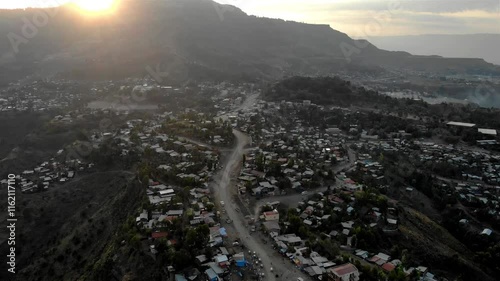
[184,225,210,251]
[173,249,192,270]
[256,153,265,171]
[388,266,407,281]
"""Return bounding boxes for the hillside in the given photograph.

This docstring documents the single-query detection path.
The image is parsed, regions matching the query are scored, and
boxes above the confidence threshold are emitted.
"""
[0,171,142,281]
[0,0,499,85]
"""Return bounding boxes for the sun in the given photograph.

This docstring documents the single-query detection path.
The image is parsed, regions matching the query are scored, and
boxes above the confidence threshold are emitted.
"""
[74,0,115,12]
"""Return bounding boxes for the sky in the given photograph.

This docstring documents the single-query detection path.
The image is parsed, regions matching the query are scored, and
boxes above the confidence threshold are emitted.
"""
[0,0,499,36]
[228,0,500,37]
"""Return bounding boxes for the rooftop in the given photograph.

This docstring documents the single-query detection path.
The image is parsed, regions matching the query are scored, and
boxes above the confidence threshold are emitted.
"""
[330,263,358,276]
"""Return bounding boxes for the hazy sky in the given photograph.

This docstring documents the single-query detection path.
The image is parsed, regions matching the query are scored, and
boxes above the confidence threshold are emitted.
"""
[1,0,499,36]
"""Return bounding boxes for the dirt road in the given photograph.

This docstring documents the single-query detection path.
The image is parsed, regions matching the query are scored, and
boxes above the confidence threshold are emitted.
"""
[211,93,310,280]
[214,129,310,280]
[214,130,277,280]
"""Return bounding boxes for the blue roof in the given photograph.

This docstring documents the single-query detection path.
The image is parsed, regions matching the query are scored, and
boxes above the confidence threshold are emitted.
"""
[236,260,247,267]
[219,227,227,236]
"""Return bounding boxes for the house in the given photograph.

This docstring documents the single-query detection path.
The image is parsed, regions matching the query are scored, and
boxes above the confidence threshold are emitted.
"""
[205,268,219,281]
[263,210,280,221]
[186,268,200,281]
[214,255,229,267]
[195,254,207,264]
[166,210,184,217]
[262,221,281,234]
[355,250,368,259]
[234,252,247,267]
[294,255,312,268]
[327,263,360,281]
[481,228,493,236]
[276,234,302,245]
[382,263,396,272]
[207,262,225,276]
[305,265,324,277]
[159,189,175,198]
[310,254,329,267]
[375,253,391,262]
[136,210,148,223]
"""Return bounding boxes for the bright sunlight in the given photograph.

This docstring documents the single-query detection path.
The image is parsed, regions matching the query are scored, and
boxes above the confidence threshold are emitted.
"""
[74,0,115,12]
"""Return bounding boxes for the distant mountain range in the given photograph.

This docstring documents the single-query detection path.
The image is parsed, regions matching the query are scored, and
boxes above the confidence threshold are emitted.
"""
[368,34,500,66]
[0,0,499,85]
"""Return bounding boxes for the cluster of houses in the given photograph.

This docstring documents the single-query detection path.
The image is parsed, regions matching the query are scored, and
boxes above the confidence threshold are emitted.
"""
[162,111,234,146]
[353,138,500,232]
[2,157,90,193]
[418,140,500,183]
[258,197,438,281]
[0,79,97,112]
[137,178,258,281]
[455,181,499,234]
[361,252,438,281]
[173,250,250,281]
[236,134,347,197]
[350,134,499,214]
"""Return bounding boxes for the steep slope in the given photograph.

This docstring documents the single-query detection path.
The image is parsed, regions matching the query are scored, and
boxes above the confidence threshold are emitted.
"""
[0,0,498,85]
[0,171,142,281]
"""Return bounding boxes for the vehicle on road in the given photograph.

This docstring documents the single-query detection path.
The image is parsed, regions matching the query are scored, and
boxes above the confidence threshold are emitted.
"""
[220,201,225,206]
[251,226,256,232]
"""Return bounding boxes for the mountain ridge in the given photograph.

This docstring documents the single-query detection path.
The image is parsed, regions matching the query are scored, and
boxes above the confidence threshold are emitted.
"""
[0,0,498,85]
[367,34,500,65]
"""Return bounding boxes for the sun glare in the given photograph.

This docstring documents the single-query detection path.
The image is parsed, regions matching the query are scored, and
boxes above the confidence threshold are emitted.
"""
[74,0,115,12]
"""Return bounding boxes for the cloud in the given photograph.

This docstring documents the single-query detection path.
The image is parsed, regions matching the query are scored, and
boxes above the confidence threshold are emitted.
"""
[233,0,500,13]
[229,0,500,35]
